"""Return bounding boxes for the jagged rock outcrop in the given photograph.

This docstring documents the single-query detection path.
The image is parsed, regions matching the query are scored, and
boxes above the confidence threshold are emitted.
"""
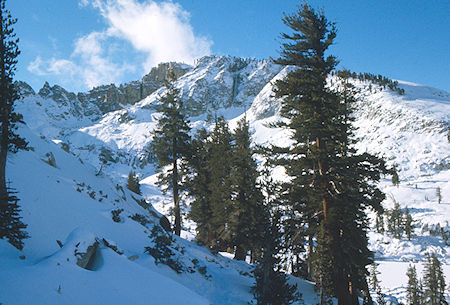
[77,62,191,113]
[175,56,281,116]
[14,80,35,97]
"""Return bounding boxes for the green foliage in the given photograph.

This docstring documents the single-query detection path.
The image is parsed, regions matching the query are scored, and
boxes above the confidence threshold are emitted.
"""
[387,200,403,239]
[126,170,141,195]
[0,187,28,250]
[336,69,405,95]
[150,67,191,236]
[422,253,447,305]
[368,263,380,292]
[391,165,400,187]
[228,117,265,260]
[251,172,301,305]
[208,116,234,248]
[406,264,421,305]
[186,127,214,247]
[272,4,387,303]
[375,211,385,234]
[144,225,183,273]
[186,116,233,249]
[404,207,414,240]
[436,187,442,204]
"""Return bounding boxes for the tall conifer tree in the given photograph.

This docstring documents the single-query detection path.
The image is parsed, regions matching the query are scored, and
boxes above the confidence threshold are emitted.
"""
[187,127,214,246]
[273,4,387,304]
[406,264,421,305]
[252,167,300,305]
[150,67,191,236]
[0,0,28,249]
[422,253,447,305]
[228,117,264,260]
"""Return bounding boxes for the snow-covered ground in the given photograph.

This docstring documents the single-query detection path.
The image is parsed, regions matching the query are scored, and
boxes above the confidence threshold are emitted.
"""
[2,56,449,304]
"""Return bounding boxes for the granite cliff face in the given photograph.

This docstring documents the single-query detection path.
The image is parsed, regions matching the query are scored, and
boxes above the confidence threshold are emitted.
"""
[16,56,281,118]
[16,61,191,116]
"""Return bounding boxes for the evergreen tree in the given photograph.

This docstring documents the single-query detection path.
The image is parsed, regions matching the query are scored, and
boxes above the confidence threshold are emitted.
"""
[404,207,413,240]
[422,253,447,305]
[251,168,301,305]
[387,201,403,239]
[0,187,27,250]
[150,67,191,236]
[273,5,387,303]
[376,290,387,305]
[126,170,141,195]
[436,187,442,204]
[228,117,264,260]
[406,264,421,305]
[187,127,214,247]
[368,263,380,292]
[375,212,385,234]
[0,0,28,249]
[207,116,234,250]
[391,165,400,187]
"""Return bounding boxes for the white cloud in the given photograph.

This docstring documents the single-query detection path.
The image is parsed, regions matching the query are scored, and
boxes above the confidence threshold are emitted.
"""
[90,0,212,70]
[27,32,134,89]
[29,0,212,91]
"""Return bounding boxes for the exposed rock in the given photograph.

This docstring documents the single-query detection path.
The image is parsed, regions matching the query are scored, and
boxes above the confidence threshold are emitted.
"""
[14,81,35,97]
[42,152,57,168]
[102,238,124,255]
[75,239,99,270]
[128,255,139,261]
[76,62,191,114]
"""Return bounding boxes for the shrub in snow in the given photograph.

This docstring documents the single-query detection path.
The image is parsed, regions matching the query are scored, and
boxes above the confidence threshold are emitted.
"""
[145,225,183,273]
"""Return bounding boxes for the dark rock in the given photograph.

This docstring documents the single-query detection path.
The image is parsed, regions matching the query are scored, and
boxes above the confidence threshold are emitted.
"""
[75,240,99,270]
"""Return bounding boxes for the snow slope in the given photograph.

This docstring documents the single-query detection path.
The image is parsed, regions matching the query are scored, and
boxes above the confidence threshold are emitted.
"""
[3,55,450,304]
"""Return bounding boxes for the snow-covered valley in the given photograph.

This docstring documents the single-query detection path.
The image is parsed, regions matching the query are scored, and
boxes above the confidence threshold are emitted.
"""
[1,55,449,304]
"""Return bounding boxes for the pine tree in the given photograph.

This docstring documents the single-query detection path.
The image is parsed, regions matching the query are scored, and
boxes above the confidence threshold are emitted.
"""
[150,67,191,236]
[404,207,413,240]
[387,201,403,239]
[126,170,141,195]
[436,187,442,204]
[391,165,400,187]
[406,264,420,305]
[208,116,234,251]
[251,168,301,305]
[273,5,387,304]
[422,253,447,305]
[228,117,264,260]
[368,263,380,292]
[0,0,28,249]
[187,127,213,246]
[375,212,385,234]
[0,187,27,250]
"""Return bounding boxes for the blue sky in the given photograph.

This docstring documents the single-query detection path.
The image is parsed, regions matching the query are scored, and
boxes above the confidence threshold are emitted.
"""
[9,0,450,93]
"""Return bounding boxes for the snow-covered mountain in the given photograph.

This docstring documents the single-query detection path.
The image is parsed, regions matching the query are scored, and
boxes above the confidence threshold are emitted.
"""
[2,55,449,304]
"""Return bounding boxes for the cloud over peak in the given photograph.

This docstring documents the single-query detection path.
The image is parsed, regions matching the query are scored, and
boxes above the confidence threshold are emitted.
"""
[28,0,212,91]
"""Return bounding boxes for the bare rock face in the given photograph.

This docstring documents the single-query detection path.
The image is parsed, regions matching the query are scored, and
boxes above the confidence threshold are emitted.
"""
[74,240,99,270]
[77,62,191,114]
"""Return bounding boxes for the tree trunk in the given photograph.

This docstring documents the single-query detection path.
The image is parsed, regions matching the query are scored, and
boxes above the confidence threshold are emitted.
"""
[0,13,9,209]
[234,244,246,261]
[172,155,181,236]
[307,234,313,280]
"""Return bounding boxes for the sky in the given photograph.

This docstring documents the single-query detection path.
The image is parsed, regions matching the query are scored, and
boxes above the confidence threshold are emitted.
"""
[9,0,450,93]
